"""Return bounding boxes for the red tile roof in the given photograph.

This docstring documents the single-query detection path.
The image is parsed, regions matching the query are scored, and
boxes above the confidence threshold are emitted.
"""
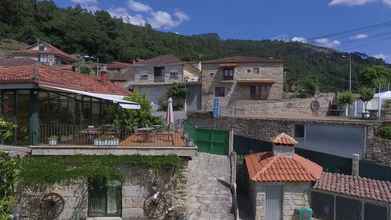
[0,58,36,66]
[135,54,181,65]
[245,152,323,182]
[14,42,77,63]
[272,133,298,146]
[106,62,131,70]
[204,56,283,64]
[0,65,128,95]
[314,172,391,203]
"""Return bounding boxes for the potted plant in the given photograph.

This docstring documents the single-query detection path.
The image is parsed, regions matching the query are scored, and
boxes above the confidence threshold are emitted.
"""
[48,136,58,145]
[94,135,119,146]
[337,91,354,117]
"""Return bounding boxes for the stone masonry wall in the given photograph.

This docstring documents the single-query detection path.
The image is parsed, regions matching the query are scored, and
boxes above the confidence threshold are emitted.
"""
[282,183,311,220]
[17,165,186,220]
[250,183,311,220]
[366,137,391,167]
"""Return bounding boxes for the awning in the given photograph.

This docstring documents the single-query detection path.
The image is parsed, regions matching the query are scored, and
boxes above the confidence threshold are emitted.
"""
[40,85,141,110]
[237,79,275,85]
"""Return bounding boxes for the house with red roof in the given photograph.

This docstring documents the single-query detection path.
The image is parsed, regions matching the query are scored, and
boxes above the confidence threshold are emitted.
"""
[13,41,77,66]
[245,133,323,220]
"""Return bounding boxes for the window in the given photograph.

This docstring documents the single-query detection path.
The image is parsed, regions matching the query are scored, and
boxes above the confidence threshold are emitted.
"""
[254,67,260,74]
[154,66,165,82]
[140,75,149,80]
[250,84,271,100]
[88,177,122,217]
[223,68,234,80]
[247,69,252,73]
[294,124,305,138]
[169,72,179,80]
[215,87,225,97]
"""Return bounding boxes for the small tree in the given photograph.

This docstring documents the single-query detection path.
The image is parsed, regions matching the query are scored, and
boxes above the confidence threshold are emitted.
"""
[337,91,354,116]
[359,87,374,112]
[112,91,162,131]
[296,77,319,98]
[159,83,187,111]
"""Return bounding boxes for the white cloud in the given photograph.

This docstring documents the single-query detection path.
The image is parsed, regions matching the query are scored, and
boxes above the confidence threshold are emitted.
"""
[374,53,388,60]
[147,10,189,29]
[383,0,391,6]
[350,33,368,40]
[71,0,100,12]
[329,0,374,6]
[291,36,307,43]
[314,38,341,48]
[108,8,146,26]
[128,0,152,12]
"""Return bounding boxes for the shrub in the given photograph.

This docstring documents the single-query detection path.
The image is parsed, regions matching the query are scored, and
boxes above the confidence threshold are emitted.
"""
[0,118,15,143]
[379,125,391,139]
[337,91,354,105]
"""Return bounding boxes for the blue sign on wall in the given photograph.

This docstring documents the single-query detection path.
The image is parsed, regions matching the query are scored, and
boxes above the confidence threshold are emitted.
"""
[212,97,221,118]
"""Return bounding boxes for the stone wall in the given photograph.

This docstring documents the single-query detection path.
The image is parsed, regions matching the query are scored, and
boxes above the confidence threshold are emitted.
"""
[16,165,186,220]
[250,182,311,220]
[225,93,334,117]
[201,62,284,111]
[282,183,311,220]
[366,137,391,167]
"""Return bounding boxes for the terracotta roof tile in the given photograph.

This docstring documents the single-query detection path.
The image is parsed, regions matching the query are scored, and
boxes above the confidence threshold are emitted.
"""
[314,172,391,203]
[0,64,128,95]
[204,56,283,64]
[272,132,298,145]
[245,152,323,182]
[0,58,36,66]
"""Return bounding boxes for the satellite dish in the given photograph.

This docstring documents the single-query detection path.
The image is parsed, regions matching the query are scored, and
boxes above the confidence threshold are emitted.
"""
[40,193,65,220]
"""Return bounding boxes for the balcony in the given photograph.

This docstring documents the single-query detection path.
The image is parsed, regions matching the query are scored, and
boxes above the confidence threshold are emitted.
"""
[30,123,196,157]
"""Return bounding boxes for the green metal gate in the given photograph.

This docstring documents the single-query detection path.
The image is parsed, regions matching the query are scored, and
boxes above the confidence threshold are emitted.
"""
[184,121,229,155]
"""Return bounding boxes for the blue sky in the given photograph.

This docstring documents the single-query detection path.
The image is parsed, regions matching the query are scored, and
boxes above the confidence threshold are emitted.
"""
[55,0,391,62]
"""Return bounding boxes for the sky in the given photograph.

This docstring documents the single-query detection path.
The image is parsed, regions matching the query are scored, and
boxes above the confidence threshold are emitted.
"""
[55,0,391,62]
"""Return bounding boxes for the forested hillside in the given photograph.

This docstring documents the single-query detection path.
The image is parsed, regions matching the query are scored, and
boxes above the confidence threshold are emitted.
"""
[0,0,388,92]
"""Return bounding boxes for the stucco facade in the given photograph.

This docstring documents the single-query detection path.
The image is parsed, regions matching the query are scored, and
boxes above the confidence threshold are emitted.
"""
[201,57,284,111]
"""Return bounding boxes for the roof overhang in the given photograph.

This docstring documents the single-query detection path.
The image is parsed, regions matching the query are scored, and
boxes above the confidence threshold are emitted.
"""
[219,63,238,68]
[40,85,140,110]
[237,79,276,85]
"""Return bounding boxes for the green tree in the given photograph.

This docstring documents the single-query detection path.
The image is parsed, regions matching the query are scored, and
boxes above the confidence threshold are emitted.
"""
[359,87,374,112]
[296,76,319,98]
[0,118,15,144]
[112,91,161,131]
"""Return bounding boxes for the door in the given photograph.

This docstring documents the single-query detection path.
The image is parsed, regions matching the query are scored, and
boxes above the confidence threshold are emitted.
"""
[265,185,282,220]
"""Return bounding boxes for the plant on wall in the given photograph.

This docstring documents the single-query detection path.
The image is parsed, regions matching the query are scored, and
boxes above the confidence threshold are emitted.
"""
[159,83,187,111]
[0,118,16,144]
[0,152,17,220]
[337,91,355,116]
[112,91,161,131]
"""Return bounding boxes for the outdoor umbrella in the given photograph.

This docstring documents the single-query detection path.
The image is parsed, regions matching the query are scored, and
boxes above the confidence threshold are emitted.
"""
[166,97,174,130]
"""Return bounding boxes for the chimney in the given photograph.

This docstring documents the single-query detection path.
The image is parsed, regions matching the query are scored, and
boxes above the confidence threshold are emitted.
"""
[352,153,360,176]
[272,133,297,157]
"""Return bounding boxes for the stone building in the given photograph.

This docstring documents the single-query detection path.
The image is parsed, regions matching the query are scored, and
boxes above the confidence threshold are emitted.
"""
[245,133,323,220]
[201,56,284,112]
[125,54,201,111]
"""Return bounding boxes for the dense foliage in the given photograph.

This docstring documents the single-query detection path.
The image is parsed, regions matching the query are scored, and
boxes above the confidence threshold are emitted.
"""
[159,83,187,111]
[18,155,184,185]
[0,152,17,220]
[337,91,355,105]
[0,118,15,144]
[112,91,161,131]
[0,0,389,92]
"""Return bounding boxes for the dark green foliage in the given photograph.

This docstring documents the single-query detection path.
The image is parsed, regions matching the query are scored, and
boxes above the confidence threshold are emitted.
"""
[359,87,374,103]
[112,91,162,130]
[296,76,319,98]
[17,155,184,185]
[379,125,391,140]
[0,0,388,91]
[159,83,187,111]
[0,118,16,143]
[0,152,16,219]
[359,66,391,89]
[337,91,354,105]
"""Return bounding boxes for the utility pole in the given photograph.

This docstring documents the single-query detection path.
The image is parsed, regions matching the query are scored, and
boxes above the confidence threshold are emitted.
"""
[350,55,354,117]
